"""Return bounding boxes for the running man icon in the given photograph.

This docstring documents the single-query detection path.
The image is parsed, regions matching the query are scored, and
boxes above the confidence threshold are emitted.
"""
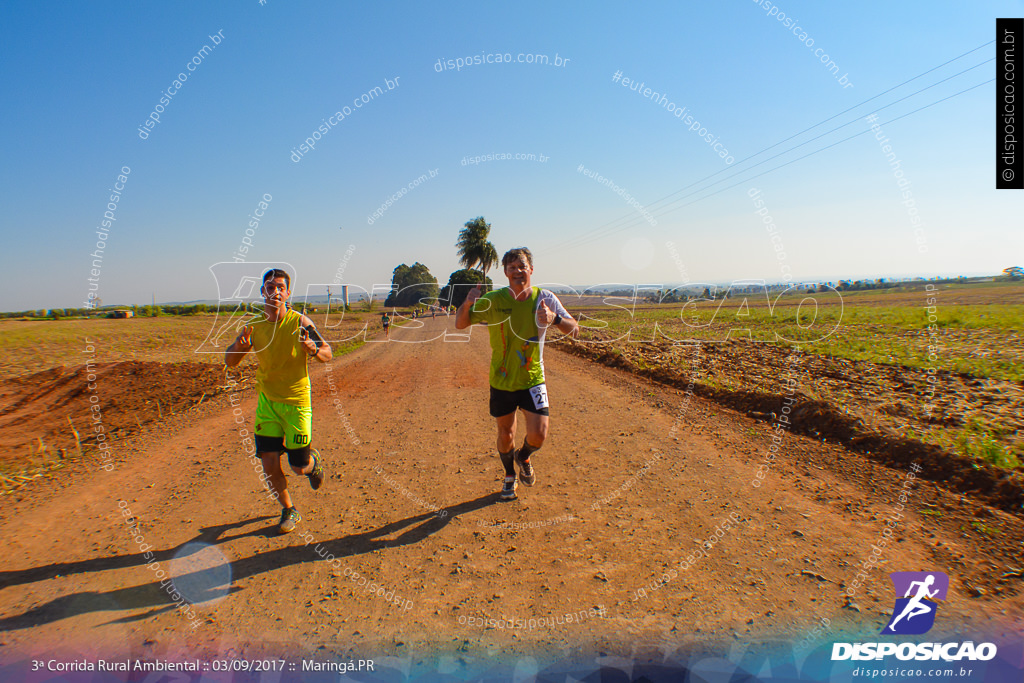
[881,572,949,635]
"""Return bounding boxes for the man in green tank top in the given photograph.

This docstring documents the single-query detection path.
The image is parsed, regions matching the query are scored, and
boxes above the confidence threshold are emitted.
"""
[455,248,579,500]
[225,269,333,533]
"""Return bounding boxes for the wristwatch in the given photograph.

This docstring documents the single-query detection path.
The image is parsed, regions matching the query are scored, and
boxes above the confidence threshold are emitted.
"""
[553,314,562,325]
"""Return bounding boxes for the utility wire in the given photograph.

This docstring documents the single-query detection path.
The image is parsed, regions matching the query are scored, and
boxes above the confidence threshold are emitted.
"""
[546,40,996,254]
[564,78,994,252]
[559,58,992,251]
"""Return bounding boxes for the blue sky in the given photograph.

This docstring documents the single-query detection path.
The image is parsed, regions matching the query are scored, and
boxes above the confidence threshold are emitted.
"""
[1,1,1021,310]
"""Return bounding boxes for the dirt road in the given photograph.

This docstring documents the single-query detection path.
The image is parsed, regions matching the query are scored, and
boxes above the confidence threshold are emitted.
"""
[0,315,1021,670]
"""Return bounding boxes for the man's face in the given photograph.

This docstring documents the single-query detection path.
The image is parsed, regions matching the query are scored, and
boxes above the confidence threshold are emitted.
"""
[503,256,533,288]
[262,277,290,305]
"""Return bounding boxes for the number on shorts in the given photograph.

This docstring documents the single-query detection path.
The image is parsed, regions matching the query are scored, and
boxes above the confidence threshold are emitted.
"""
[529,384,549,410]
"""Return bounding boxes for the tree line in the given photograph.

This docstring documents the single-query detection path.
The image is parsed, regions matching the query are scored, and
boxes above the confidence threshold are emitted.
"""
[0,304,213,319]
[384,216,496,311]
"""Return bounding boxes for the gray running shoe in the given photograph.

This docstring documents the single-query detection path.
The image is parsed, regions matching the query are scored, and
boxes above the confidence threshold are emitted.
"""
[500,476,518,501]
[307,449,324,490]
[278,506,301,534]
[515,450,535,486]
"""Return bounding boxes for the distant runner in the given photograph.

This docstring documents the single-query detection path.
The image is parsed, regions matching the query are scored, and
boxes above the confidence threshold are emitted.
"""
[225,268,332,533]
[382,311,391,339]
[455,247,579,500]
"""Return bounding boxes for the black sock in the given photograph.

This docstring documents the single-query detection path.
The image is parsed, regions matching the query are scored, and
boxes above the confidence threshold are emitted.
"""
[519,439,539,461]
[499,449,516,477]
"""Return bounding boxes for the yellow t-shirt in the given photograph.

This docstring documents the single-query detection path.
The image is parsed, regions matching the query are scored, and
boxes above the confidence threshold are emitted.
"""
[249,309,310,406]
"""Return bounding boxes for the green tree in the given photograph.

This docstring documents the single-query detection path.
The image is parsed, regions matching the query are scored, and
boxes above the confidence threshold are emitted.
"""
[384,262,440,307]
[456,216,499,275]
[439,268,493,310]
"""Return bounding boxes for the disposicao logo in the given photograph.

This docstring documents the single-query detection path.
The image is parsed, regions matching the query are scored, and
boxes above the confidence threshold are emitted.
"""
[881,571,948,635]
[831,570,998,663]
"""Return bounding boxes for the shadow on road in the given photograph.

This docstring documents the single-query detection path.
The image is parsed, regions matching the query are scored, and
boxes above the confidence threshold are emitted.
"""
[0,515,276,592]
[0,493,500,631]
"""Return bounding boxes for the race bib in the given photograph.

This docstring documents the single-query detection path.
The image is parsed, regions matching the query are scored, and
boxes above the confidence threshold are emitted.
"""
[529,384,549,410]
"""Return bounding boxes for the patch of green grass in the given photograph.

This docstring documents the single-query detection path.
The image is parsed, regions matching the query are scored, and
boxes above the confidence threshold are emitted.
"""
[331,337,365,357]
[920,509,943,517]
[969,520,1002,537]
[573,299,1024,381]
[956,418,1022,469]
[0,314,373,379]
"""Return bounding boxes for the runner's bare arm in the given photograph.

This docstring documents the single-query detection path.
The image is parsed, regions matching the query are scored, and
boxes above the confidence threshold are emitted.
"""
[454,284,483,330]
[225,325,253,367]
[555,312,580,339]
[299,314,332,362]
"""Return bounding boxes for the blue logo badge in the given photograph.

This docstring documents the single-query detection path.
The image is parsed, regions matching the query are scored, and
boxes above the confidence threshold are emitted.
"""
[881,571,949,635]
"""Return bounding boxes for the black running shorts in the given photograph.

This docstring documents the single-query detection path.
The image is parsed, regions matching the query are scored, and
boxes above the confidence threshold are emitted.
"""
[489,384,550,418]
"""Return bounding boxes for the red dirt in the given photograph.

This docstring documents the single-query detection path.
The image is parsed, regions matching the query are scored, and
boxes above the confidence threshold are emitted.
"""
[0,318,1020,667]
[0,362,253,464]
[552,337,1024,515]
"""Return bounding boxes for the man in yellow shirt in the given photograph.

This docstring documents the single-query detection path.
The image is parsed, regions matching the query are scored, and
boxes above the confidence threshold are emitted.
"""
[225,268,333,533]
[455,248,579,500]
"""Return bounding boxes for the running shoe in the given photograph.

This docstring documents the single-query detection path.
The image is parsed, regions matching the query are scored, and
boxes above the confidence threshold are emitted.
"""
[515,450,536,486]
[500,476,518,501]
[278,506,301,534]
[307,449,324,490]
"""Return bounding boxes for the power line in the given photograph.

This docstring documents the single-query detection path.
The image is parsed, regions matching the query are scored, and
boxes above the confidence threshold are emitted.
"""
[551,41,993,252]
[564,78,994,252]
[565,58,992,250]
[546,40,995,254]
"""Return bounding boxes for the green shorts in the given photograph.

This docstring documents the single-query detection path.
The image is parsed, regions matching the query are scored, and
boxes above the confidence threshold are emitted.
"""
[254,393,312,450]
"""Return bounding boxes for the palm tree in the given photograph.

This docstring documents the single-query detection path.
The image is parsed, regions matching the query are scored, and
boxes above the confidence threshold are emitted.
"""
[456,216,498,275]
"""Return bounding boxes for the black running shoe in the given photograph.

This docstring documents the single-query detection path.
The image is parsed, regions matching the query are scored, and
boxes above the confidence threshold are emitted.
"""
[278,506,301,534]
[307,449,324,490]
[515,450,536,486]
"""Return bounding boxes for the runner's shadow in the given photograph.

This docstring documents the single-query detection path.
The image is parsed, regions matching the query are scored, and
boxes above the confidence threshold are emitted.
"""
[323,492,501,555]
[0,515,275,592]
[0,493,500,631]
[103,584,247,625]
